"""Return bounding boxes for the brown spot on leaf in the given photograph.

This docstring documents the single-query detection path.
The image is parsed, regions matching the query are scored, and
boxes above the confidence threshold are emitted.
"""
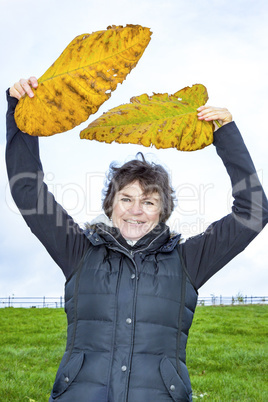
[66,83,79,94]
[78,74,89,82]
[97,71,112,82]
[96,32,105,40]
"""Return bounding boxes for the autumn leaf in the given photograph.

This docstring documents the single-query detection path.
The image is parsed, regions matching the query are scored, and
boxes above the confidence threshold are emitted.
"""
[14,24,152,136]
[80,84,214,151]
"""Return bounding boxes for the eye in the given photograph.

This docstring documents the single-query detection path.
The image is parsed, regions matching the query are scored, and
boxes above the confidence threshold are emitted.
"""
[142,199,156,207]
[143,200,154,205]
[121,197,131,202]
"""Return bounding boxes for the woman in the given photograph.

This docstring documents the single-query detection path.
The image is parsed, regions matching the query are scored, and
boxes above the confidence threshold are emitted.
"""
[6,77,268,401]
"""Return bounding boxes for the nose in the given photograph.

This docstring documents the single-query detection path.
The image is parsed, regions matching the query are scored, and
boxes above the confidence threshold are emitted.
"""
[128,199,143,214]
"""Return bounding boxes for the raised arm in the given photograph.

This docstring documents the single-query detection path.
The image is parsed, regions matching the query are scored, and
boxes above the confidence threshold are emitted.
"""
[180,106,268,289]
[6,78,89,279]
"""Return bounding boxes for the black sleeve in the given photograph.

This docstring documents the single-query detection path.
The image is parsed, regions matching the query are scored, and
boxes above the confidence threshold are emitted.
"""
[5,89,89,279]
[180,121,268,290]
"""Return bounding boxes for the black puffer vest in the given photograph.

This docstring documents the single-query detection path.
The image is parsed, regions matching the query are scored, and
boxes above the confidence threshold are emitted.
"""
[50,223,198,401]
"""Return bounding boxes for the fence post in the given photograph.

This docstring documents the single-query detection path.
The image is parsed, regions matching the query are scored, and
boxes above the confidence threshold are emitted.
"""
[43,296,45,308]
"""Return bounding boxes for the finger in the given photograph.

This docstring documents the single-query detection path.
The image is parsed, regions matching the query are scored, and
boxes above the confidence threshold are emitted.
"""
[196,105,209,112]
[197,106,223,116]
[28,76,38,88]
[19,78,35,98]
[199,111,232,126]
[206,110,231,122]
[198,110,222,120]
[14,81,26,97]
[198,107,229,120]
[9,86,23,100]
[197,106,218,119]
[213,121,219,132]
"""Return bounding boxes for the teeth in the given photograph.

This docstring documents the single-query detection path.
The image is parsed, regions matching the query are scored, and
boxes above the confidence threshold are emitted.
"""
[125,219,143,224]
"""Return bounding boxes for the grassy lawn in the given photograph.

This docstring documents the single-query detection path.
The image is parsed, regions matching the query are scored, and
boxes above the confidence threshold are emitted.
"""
[0,305,267,401]
[0,308,66,401]
[187,305,268,401]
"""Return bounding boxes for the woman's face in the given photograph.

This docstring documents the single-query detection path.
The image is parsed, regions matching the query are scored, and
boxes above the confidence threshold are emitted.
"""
[111,181,161,241]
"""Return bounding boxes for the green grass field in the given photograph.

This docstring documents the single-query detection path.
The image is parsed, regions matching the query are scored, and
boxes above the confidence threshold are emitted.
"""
[0,305,267,401]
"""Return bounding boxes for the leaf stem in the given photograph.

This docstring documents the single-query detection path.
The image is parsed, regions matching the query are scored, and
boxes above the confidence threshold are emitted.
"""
[215,120,222,128]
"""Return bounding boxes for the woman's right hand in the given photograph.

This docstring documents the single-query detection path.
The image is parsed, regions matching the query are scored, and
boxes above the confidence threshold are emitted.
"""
[9,77,38,100]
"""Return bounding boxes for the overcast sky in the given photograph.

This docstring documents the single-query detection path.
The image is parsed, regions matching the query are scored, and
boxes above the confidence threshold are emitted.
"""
[0,0,267,302]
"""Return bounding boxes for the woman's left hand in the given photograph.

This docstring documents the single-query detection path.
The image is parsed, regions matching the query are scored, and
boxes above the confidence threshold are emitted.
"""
[197,106,233,131]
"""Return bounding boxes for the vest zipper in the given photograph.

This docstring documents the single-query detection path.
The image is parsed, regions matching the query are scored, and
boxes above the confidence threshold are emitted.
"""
[123,257,139,402]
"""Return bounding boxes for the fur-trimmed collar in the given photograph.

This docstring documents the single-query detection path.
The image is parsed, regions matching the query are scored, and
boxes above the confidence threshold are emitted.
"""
[84,214,182,251]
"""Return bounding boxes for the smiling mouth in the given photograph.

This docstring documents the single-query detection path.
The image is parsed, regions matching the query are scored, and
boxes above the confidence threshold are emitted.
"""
[124,219,145,225]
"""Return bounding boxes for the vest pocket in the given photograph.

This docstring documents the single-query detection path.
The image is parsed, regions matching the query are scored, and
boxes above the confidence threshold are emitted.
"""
[160,356,191,402]
[51,351,85,399]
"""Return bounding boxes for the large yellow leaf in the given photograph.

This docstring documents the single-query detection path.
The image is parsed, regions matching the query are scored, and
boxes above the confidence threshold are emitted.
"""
[15,24,152,136]
[80,84,214,151]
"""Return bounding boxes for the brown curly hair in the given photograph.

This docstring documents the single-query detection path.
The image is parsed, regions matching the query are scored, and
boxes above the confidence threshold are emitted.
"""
[102,153,176,222]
